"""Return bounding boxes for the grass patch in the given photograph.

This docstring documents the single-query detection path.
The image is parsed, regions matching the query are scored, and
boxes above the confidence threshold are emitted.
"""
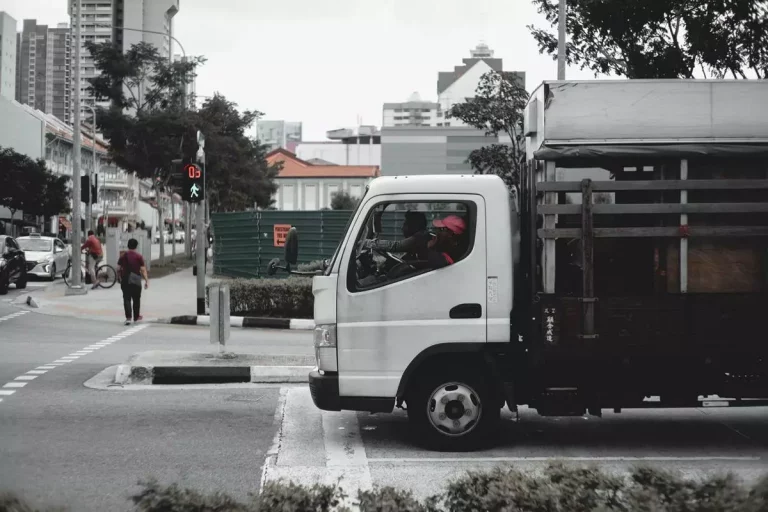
[149,255,195,280]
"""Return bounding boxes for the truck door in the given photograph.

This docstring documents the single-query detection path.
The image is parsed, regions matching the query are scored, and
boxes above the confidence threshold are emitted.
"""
[336,194,488,398]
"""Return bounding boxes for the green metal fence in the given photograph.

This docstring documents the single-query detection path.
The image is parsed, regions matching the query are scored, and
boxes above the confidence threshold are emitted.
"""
[211,210,353,278]
[211,208,467,278]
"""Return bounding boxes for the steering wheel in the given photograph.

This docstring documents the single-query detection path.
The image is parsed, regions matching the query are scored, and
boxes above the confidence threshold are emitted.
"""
[372,248,406,265]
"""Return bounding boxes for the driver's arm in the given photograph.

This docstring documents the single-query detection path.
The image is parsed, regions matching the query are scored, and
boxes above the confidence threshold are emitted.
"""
[364,235,420,253]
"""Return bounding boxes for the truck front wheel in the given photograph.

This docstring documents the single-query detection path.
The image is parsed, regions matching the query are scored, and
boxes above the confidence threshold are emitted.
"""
[407,370,500,451]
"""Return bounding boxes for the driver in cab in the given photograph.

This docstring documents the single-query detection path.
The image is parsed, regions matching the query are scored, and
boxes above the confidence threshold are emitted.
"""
[359,211,431,261]
[360,213,467,270]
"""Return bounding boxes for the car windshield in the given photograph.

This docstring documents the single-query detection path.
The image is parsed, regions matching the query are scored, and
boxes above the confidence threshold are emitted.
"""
[18,239,52,252]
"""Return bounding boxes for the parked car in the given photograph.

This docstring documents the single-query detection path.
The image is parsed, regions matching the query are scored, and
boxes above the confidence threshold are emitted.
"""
[0,236,27,294]
[17,234,70,281]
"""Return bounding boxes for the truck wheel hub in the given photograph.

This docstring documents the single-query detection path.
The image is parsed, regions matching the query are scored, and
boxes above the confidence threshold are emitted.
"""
[427,382,482,436]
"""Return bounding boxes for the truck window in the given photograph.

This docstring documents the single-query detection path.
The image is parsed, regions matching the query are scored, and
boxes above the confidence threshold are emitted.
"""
[348,201,475,292]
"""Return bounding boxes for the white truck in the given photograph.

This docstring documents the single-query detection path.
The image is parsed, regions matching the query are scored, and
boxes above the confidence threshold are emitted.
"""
[275,80,768,450]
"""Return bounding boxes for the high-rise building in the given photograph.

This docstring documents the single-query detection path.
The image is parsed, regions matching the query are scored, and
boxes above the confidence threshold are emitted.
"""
[15,20,49,113]
[68,0,180,120]
[175,53,196,109]
[436,42,524,128]
[382,92,440,128]
[0,12,17,100]
[14,20,72,124]
[257,120,303,152]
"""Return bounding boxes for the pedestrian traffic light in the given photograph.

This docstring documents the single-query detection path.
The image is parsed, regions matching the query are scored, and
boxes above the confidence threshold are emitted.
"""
[180,163,204,203]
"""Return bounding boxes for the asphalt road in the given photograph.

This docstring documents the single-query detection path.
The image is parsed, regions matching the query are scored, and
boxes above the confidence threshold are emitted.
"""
[0,306,310,511]
[3,304,768,509]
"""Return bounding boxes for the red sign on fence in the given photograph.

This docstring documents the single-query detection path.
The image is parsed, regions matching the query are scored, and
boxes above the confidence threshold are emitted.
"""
[273,224,291,247]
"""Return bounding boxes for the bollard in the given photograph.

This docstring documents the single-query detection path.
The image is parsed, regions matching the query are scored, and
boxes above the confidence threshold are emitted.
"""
[209,282,230,354]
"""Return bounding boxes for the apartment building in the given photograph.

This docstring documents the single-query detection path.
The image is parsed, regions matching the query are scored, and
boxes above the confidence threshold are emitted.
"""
[257,120,303,152]
[0,12,17,100]
[382,92,440,128]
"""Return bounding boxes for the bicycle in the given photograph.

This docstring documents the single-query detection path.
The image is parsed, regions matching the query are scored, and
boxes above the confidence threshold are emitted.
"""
[63,251,117,289]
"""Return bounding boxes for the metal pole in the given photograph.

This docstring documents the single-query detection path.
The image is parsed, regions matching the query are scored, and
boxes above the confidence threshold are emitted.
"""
[185,202,192,258]
[85,104,96,234]
[557,0,567,80]
[171,197,176,261]
[67,0,86,295]
[196,200,206,314]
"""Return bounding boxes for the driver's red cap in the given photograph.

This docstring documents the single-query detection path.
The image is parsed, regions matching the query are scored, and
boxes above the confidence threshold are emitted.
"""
[432,215,466,235]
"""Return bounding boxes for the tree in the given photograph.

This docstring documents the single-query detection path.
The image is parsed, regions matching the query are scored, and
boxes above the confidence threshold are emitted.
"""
[331,191,360,210]
[446,71,528,188]
[528,0,768,79]
[0,146,70,233]
[195,95,279,212]
[87,41,278,215]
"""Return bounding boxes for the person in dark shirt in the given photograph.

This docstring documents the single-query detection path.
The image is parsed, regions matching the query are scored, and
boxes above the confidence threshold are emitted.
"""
[117,238,149,325]
[360,211,431,260]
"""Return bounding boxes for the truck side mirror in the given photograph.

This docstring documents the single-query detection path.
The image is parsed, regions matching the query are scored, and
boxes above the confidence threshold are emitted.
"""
[284,227,298,266]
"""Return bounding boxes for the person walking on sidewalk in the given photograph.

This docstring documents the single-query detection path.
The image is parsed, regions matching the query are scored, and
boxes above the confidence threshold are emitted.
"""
[81,230,104,289]
[117,238,149,325]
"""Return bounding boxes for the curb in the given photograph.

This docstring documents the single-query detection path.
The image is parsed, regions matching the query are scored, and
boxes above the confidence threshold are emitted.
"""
[115,364,312,385]
[159,315,315,330]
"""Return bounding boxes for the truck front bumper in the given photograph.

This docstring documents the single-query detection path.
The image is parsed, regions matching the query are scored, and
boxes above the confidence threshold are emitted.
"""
[309,370,341,411]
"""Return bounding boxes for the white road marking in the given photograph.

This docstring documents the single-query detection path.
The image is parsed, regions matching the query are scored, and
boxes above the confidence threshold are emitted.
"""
[0,324,150,405]
[0,311,30,323]
[261,387,372,505]
[367,456,762,463]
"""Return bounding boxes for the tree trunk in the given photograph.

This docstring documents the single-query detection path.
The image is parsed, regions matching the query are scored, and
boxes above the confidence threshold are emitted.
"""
[157,202,165,262]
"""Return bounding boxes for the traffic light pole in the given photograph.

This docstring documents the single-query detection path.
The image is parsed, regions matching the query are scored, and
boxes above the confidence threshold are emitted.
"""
[196,199,206,314]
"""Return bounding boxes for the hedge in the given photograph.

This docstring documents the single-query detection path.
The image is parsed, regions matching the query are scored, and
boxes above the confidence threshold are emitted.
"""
[206,260,326,319]
[207,277,314,319]
[4,464,768,511]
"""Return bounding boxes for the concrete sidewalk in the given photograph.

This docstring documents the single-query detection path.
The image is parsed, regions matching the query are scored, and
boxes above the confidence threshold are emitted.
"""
[14,268,209,323]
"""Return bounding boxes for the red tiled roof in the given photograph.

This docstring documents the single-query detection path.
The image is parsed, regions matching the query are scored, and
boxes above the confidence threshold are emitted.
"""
[267,148,379,178]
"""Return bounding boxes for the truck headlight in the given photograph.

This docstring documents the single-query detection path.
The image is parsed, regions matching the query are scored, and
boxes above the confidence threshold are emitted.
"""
[313,324,337,372]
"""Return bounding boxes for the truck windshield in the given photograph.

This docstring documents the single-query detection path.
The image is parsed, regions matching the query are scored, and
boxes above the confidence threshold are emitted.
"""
[324,185,369,276]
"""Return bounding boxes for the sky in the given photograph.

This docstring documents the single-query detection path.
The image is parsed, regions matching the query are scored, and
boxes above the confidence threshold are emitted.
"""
[2,0,599,141]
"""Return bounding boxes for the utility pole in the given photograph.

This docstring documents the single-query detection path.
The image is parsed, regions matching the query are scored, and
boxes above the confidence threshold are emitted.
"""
[66,0,86,295]
[557,0,567,80]
[195,130,206,314]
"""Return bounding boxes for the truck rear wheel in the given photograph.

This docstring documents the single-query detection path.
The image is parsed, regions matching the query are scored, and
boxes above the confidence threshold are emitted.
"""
[407,369,500,451]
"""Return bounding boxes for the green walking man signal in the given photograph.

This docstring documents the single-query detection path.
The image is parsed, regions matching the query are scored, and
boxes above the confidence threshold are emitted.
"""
[181,163,204,203]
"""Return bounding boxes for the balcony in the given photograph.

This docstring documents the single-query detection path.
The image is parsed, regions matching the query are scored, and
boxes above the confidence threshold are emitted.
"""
[101,172,134,190]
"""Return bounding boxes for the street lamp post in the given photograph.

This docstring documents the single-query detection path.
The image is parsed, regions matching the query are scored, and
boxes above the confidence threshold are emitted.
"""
[558,0,567,80]
[66,0,86,295]
[83,103,98,234]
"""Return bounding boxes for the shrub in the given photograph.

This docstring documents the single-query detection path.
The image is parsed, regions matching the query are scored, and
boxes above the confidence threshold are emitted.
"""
[207,278,313,319]
[5,465,768,511]
[296,260,326,273]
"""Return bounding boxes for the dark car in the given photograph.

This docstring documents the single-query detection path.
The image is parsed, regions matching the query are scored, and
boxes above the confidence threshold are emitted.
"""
[0,236,27,294]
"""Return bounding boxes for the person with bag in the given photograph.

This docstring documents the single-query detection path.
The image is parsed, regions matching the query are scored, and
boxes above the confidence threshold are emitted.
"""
[117,238,149,325]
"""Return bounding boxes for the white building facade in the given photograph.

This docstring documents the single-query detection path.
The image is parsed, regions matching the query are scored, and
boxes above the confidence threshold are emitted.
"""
[295,126,381,167]
[382,92,440,127]
[0,12,17,101]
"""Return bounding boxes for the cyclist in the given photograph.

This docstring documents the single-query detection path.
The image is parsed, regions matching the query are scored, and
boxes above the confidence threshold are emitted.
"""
[81,230,103,290]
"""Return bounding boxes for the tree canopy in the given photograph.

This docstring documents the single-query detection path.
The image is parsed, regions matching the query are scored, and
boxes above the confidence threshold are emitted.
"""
[85,41,278,212]
[528,0,768,79]
[330,190,360,210]
[446,71,528,188]
[0,146,71,221]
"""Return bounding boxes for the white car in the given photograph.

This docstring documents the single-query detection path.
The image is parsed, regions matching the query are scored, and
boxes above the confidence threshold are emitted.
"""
[17,234,70,281]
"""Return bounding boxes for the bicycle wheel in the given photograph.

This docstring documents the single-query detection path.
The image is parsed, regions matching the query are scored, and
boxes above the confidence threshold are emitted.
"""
[96,264,117,289]
[64,264,85,287]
